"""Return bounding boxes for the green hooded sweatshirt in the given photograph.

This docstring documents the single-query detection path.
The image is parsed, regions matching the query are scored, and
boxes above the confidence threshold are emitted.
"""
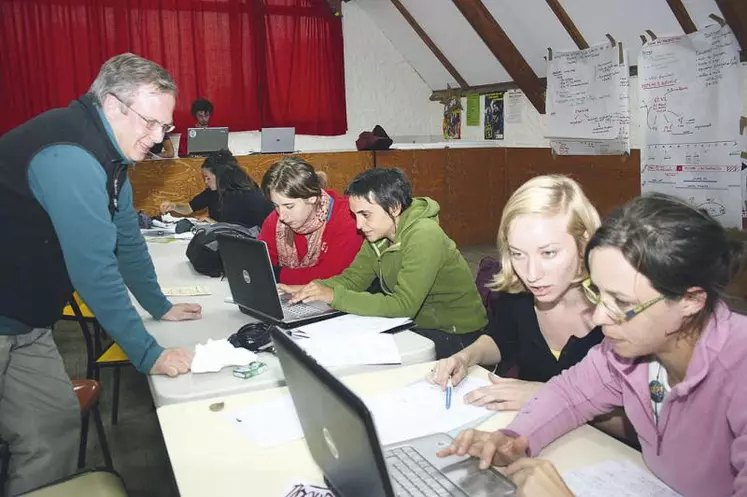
[317,197,487,334]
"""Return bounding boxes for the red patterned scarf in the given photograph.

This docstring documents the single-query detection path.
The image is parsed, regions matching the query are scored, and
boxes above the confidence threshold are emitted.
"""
[276,191,331,269]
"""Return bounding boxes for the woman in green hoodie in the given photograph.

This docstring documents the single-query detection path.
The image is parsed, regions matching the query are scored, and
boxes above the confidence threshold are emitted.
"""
[280,168,488,358]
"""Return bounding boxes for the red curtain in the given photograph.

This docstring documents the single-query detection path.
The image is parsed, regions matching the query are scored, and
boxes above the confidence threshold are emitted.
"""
[0,0,347,136]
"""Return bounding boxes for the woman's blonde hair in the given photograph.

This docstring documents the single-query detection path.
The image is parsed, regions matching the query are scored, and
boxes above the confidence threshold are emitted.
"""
[490,175,601,293]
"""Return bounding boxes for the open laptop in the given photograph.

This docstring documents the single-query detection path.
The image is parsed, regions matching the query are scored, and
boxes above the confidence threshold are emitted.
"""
[271,327,517,497]
[217,234,343,328]
[187,127,229,156]
[261,127,295,153]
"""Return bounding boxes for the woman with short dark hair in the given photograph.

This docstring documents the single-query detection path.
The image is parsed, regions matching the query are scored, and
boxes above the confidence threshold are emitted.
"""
[281,168,488,358]
[440,193,747,497]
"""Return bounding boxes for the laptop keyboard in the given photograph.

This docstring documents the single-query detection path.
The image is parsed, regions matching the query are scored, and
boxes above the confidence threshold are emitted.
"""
[385,446,467,497]
[279,296,324,319]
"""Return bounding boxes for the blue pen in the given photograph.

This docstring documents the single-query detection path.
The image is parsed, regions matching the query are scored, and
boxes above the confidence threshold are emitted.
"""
[445,378,453,410]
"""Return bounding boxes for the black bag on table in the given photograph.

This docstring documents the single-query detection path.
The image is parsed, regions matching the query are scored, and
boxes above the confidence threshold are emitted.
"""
[185,222,260,277]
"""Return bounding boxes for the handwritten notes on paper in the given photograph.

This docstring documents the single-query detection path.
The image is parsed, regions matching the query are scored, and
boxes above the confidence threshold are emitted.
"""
[638,24,742,227]
[546,43,630,155]
[563,460,682,497]
[364,377,494,445]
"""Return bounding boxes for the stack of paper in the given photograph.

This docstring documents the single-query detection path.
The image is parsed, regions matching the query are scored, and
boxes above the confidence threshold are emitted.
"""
[288,314,411,368]
[297,334,401,368]
[292,315,412,337]
[226,378,494,448]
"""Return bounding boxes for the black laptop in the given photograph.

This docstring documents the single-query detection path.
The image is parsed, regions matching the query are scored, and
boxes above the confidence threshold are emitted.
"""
[217,234,343,328]
[271,327,517,497]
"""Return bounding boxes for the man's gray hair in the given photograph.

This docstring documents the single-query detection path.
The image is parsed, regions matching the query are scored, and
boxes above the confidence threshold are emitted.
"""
[88,53,177,105]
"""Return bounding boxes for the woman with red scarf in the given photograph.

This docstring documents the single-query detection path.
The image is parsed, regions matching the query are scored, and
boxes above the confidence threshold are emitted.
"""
[258,157,363,285]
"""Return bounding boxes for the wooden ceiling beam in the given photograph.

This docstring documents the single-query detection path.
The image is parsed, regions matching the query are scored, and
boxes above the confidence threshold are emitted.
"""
[390,0,469,88]
[715,0,747,50]
[451,0,545,113]
[666,0,697,34]
[545,0,588,49]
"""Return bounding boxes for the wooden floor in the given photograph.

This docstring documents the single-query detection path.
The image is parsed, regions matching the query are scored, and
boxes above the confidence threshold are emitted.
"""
[53,244,497,497]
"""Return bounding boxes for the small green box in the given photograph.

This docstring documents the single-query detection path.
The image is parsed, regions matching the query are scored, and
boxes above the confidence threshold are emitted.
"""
[233,361,267,380]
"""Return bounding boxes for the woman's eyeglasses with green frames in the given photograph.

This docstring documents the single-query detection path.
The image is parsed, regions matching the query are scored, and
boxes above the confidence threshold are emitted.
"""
[582,278,665,324]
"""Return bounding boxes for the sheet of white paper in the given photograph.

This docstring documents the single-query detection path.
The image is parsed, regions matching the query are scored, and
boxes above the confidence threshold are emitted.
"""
[297,334,401,368]
[161,285,211,296]
[639,24,743,227]
[563,460,682,497]
[505,90,523,124]
[226,395,303,448]
[280,481,332,497]
[549,45,630,155]
[227,378,494,448]
[365,377,493,445]
[546,43,623,140]
[292,315,412,337]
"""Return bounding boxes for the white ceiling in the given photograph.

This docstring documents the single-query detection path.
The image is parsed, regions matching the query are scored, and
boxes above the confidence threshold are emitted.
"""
[354,0,729,90]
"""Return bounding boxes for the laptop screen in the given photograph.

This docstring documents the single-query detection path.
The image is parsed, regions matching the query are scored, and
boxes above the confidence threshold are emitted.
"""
[271,328,395,497]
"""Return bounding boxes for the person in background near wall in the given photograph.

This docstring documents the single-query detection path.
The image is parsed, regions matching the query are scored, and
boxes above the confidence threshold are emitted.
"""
[428,175,634,444]
[281,168,488,358]
[149,133,175,158]
[258,157,363,285]
[160,149,273,228]
[0,53,201,495]
[439,193,747,497]
[178,97,213,157]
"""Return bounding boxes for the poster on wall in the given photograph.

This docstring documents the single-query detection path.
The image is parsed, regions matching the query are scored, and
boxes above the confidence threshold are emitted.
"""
[442,96,462,140]
[466,95,480,126]
[484,92,504,140]
[638,23,742,228]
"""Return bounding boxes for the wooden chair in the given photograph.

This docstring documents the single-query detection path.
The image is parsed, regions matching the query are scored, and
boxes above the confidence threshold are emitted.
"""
[65,294,132,425]
[73,380,113,470]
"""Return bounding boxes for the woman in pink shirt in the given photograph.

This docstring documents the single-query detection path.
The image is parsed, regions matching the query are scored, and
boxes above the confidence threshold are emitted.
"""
[440,193,747,497]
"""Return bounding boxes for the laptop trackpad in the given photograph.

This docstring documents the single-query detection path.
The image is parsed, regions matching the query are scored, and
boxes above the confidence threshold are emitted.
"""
[386,434,516,497]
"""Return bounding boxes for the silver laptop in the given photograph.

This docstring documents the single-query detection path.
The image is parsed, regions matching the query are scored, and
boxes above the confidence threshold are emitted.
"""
[271,328,517,497]
[261,127,295,153]
[187,127,229,155]
[216,234,343,327]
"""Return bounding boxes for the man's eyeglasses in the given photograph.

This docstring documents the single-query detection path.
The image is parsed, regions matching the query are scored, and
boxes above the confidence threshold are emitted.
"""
[582,278,665,324]
[111,94,174,135]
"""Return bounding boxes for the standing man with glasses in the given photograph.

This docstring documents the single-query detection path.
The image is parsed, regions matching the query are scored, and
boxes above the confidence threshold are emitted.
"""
[0,53,201,495]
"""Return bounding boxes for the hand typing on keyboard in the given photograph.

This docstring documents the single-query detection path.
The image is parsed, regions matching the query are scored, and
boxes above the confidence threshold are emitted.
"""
[281,281,334,305]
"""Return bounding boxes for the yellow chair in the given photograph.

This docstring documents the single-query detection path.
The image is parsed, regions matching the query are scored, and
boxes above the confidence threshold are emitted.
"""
[21,468,128,497]
[62,293,132,425]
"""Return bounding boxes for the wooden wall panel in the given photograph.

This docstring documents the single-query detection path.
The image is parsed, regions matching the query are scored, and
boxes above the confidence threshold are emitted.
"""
[443,148,507,245]
[375,150,448,206]
[504,148,641,217]
[129,148,642,245]
[129,152,373,215]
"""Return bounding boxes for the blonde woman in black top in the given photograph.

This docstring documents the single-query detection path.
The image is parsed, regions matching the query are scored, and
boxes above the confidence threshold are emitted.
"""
[430,175,603,410]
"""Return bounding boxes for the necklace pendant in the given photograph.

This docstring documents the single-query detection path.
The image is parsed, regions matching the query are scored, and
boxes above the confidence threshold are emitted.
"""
[649,379,666,403]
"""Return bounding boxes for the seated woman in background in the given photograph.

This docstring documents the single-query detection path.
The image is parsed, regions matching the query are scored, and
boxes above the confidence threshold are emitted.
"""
[429,175,604,409]
[258,157,363,285]
[281,168,487,358]
[439,193,747,497]
[160,149,272,229]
